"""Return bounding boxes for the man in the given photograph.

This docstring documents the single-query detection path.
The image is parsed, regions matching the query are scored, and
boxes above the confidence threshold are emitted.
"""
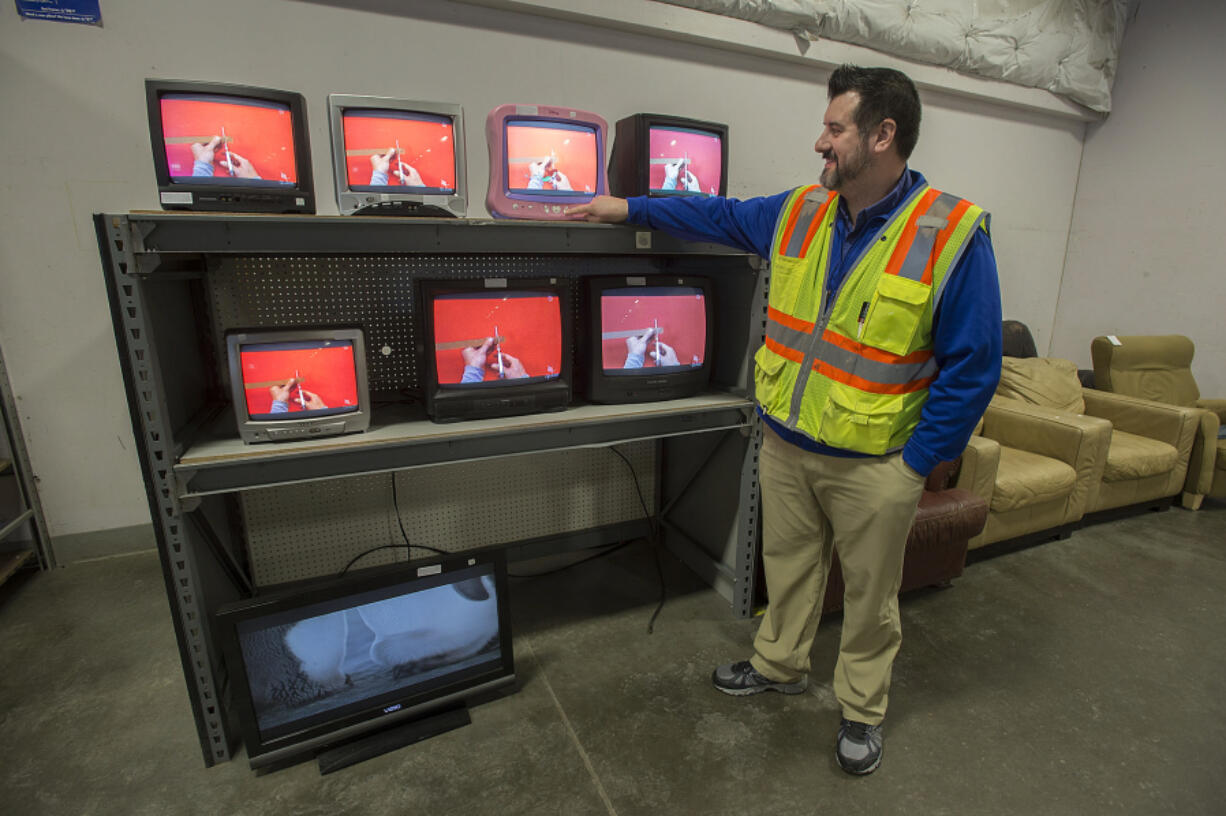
[567,65,1001,775]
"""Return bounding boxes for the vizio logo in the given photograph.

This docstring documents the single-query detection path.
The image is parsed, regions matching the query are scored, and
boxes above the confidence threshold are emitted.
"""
[383,704,403,714]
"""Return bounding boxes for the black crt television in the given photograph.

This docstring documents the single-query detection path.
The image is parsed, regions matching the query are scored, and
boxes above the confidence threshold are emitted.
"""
[583,275,714,404]
[145,79,315,213]
[225,328,371,443]
[418,277,572,422]
[609,113,729,199]
[328,94,467,217]
[215,551,516,771]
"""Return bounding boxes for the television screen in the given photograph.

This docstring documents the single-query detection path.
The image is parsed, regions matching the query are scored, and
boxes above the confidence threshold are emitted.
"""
[145,79,314,213]
[225,328,370,443]
[431,291,563,385]
[647,125,723,197]
[216,552,516,770]
[505,121,599,195]
[341,110,457,194]
[237,339,361,420]
[600,286,707,374]
[159,93,298,188]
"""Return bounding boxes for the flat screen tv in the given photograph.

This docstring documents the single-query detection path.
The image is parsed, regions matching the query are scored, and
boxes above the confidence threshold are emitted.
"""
[226,328,371,443]
[419,278,572,422]
[485,103,608,220]
[215,551,516,771]
[609,113,728,198]
[145,79,315,213]
[328,95,467,217]
[583,275,714,404]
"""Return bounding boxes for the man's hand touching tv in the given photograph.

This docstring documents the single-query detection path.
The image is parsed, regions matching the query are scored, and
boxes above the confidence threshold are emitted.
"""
[564,195,628,222]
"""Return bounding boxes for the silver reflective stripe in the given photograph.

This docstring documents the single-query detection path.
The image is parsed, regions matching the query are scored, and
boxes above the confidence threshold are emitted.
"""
[933,210,988,313]
[783,193,830,257]
[895,193,961,282]
[767,321,936,385]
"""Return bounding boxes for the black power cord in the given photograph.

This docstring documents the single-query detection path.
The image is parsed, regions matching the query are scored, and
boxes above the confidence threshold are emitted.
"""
[608,446,667,635]
[336,474,448,577]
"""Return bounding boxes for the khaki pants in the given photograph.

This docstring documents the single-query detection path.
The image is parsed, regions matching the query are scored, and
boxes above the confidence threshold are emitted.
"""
[750,427,925,725]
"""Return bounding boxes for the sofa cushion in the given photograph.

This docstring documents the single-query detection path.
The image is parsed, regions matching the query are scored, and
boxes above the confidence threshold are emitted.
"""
[991,445,1078,513]
[997,357,1085,414]
[1101,430,1178,482]
[1218,440,1226,474]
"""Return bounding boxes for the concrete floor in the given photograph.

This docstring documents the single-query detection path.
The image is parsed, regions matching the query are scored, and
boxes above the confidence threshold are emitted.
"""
[2,503,1224,816]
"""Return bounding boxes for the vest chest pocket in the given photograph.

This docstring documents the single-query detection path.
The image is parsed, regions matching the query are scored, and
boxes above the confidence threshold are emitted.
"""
[818,381,903,455]
[860,274,931,357]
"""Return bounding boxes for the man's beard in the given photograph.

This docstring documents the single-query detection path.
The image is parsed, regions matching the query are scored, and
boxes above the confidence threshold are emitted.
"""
[821,137,871,190]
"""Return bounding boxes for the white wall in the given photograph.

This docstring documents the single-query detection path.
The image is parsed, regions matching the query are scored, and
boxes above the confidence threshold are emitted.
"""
[0,0,1087,553]
[1052,0,1226,395]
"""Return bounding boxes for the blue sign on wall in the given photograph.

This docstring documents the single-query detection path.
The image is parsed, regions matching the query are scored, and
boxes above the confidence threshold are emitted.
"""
[15,0,101,24]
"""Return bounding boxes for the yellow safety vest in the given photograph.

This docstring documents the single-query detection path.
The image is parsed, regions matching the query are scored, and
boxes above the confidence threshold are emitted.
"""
[755,182,988,454]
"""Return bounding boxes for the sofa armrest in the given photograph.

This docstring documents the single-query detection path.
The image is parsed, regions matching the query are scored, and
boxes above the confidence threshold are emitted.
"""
[955,435,1000,509]
[1186,410,1222,497]
[983,396,1113,467]
[1195,398,1226,423]
[1082,388,1201,449]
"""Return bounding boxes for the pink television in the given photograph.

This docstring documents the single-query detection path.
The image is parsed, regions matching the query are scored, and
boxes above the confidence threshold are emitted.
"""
[485,104,608,220]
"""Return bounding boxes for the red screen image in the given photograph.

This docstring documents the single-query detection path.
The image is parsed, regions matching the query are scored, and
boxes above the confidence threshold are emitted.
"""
[433,293,562,385]
[239,341,359,418]
[160,94,297,185]
[341,110,456,190]
[601,288,707,371]
[648,127,722,196]
[506,123,597,193]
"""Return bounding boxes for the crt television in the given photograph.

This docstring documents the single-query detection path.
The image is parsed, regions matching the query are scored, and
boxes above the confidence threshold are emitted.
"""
[226,328,371,443]
[419,277,572,422]
[145,79,315,213]
[215,550,516,771]
[609,113,728,198]
[485,103,608,220]
[328,94,467,217]
[583,275,714,404]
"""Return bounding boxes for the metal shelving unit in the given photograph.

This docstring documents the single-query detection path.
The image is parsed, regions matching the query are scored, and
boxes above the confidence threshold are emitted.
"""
[0,341,53,583]
[95,212,766,766]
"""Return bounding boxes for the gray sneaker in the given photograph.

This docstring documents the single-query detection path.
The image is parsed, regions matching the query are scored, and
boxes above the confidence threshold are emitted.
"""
[835,718,883,775]
[711,661,807,696]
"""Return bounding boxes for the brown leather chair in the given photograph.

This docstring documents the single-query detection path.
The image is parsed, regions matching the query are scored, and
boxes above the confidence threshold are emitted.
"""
[822,458,988,613]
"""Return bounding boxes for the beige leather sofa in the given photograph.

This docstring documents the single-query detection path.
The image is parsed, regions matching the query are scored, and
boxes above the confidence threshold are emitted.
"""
[1091,335,1226,508]
[993,356,1200,516]
[956,395,1110,550]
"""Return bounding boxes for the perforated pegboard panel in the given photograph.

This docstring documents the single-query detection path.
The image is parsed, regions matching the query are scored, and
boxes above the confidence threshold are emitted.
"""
[242,439,656,586]
[207,254,662,394]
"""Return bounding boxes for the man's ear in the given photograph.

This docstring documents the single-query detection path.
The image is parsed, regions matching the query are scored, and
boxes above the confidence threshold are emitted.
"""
[871,118,897,155]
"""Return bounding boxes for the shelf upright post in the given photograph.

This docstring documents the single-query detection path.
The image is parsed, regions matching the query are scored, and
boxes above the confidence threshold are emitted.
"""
[95,213,233,766]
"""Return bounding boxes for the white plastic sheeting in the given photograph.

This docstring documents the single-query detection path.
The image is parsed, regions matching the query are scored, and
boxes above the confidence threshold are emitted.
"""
[652,0,1128,112]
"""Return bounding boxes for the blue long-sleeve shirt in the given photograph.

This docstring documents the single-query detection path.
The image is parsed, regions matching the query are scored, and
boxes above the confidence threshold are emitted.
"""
[626,169,1002,477]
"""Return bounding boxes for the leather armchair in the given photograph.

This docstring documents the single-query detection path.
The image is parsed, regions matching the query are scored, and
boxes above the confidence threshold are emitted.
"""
[956,395,1111,550]
[1091,335,1226,508]
[822,457,988,613]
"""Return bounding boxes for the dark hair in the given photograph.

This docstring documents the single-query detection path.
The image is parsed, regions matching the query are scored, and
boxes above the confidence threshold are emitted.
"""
[827,65,921,159]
